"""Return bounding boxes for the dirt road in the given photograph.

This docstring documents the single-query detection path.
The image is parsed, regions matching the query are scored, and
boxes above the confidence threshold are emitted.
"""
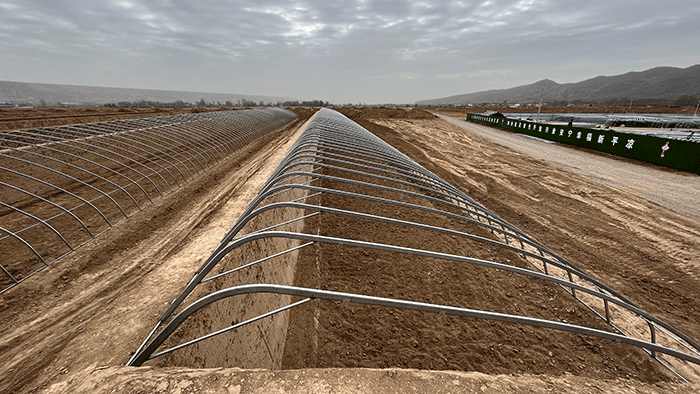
[437,114,700,223]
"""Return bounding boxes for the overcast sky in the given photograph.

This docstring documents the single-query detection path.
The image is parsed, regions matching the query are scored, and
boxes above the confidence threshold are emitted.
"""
[1,0,699,104]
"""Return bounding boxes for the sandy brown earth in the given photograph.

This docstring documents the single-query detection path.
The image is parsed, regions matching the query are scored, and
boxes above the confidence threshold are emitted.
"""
[0,112,314,393]
[0,107,251,132]
[59,366,700,393]
[1,107,699,393]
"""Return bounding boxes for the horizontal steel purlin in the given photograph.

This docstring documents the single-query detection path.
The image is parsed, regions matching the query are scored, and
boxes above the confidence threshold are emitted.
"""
[129,108,699,381]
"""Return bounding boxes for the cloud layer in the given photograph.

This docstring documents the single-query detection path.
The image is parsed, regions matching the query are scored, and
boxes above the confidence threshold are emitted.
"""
[1,0,699,103]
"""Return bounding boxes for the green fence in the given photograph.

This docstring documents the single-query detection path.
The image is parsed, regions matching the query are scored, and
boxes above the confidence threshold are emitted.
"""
[467,113,700,175]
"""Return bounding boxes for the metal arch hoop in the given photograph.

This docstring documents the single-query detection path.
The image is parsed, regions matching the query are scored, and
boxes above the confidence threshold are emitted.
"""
[0,148,134,219]
[0,179,96,238]
[0,108,299,293]
[1,132,149,208]
[129,108,700,382]
[95,119,208,177]
[0,225,46,268]
[0,201,73,251]
[51,124,184,190]
[83,119,203,179]
[128,284,700,368]
[3,129,164,201]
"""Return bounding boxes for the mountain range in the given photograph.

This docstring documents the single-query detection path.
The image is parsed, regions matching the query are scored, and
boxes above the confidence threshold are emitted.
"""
[0,81,293,106]
[416,65,700,106]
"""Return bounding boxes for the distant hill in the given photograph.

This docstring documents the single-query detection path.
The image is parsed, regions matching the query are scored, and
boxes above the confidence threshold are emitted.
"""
[416,65,700,106]
[0,81,294,105]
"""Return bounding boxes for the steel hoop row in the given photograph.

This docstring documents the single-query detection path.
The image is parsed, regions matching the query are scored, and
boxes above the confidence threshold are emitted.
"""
[0,108,299,294]
[129,109,700,382]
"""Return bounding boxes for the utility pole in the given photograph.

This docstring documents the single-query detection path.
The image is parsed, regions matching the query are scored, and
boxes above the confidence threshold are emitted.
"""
[536,88,543,122]
[695,98,700,117]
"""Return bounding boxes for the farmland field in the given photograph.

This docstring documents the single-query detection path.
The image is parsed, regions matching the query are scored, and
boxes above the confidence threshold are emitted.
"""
[1,106,699,393]
[0,106,232,132]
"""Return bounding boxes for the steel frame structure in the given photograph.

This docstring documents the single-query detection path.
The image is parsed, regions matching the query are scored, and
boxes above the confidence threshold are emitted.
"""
[0,108,298,293]
[128,108,700,380]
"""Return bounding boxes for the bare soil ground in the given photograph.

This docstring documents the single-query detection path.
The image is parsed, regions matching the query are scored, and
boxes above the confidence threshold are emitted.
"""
[1,107,699,393]
[0,107,252,132]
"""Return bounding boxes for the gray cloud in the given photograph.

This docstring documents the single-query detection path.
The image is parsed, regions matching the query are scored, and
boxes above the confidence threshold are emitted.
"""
[1,0,698,103]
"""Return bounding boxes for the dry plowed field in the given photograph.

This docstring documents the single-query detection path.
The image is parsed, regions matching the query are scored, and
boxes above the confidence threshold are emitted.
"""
[0,107,238,132]
[1,107,699,393]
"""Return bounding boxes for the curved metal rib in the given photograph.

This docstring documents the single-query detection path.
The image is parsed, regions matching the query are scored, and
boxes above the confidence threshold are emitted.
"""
[129,108,700,381]
[129,284,700,367]
[0,108,298,293]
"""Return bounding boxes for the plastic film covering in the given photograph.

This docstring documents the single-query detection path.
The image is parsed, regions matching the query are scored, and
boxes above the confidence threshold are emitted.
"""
[0,108,298,293]
[128,108,700,381]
